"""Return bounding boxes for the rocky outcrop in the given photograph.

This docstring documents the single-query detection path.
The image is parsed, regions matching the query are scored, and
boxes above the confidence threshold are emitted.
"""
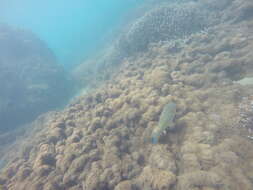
[0,24,72,131]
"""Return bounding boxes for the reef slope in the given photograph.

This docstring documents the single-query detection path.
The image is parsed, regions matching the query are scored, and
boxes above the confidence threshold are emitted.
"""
[1,0,253,189]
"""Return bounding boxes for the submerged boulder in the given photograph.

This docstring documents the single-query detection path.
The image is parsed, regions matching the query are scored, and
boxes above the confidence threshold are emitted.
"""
[0,24,72,131]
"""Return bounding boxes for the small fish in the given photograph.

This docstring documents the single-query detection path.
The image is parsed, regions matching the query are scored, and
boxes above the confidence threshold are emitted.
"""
[151,102,177,144]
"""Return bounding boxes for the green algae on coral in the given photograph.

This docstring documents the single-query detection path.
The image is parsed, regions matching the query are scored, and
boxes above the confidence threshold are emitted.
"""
[151,102,177,144]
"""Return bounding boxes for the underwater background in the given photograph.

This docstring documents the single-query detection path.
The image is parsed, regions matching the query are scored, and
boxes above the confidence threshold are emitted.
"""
[0,0,140,68]
[1,0,253,189]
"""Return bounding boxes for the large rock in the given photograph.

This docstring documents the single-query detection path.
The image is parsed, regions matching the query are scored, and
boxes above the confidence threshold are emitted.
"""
[0,24,72,131]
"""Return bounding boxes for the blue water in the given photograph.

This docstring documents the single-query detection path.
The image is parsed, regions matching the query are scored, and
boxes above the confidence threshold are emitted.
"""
[0,0,140,69]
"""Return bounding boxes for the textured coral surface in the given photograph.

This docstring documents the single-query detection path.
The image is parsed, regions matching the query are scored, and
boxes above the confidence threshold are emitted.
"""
[1,0,253,189]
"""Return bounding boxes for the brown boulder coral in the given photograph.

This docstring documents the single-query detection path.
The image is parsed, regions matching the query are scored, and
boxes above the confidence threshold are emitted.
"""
[148,145,177,173]
[177,170,223,190]
[114,180,134,190]
[136,166,176,190]
[118,2,209,55]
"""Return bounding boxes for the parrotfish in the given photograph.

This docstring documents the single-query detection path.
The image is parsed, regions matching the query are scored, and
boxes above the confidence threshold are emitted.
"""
[151,102,177,144]
[233,77,253,86]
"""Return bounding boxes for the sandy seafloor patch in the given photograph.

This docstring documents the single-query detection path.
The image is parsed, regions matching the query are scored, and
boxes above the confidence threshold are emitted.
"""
[1,0,253,189]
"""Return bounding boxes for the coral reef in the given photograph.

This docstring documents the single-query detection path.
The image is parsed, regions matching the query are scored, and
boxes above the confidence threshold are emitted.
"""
[0,24,72,131]
[136,166,176,189]
[1,0,253,189]
[237,96,253,139]
[117,1,209,55]
[71,1,212,89]
[177,170,223,189]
